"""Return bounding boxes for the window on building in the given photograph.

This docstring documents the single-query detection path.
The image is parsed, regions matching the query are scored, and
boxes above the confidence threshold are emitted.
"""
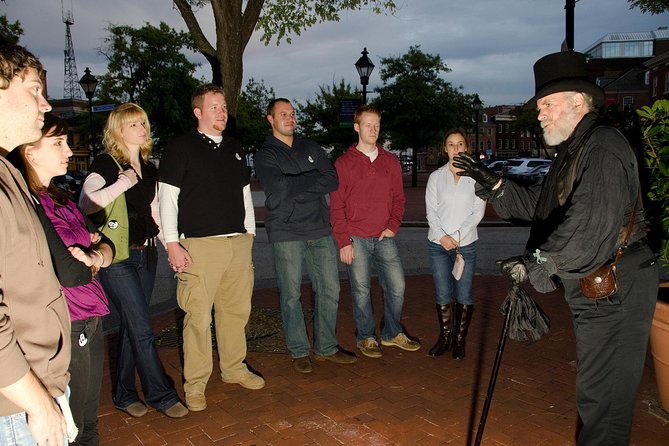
[602,40,653,58]
[653,77,658,97]
[498,124,502,133]
[665,73,669,96]
[482,113,488,123]
[622,96,634,108]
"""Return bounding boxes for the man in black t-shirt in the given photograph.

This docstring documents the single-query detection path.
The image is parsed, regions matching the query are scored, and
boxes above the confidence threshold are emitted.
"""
[159,84,264,412]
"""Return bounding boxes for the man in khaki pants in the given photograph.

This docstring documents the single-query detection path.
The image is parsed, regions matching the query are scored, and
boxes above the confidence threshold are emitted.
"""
[159,84,264,412]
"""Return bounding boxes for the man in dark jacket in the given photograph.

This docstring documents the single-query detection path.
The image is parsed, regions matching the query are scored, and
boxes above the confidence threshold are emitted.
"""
[255,98,357,373]
[454,51,658,445]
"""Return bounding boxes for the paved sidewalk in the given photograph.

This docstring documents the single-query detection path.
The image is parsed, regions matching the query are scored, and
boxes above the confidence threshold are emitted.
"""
[97,274,669,445]
[96,173,669,444]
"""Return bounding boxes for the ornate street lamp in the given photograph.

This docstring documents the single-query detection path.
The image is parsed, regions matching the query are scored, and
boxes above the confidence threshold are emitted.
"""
[355,48,375,104]
[472,94,482,159]
[78,67,98,157]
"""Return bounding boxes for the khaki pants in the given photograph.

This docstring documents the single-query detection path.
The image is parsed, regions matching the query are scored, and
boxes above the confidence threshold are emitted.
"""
[176,234,254,395]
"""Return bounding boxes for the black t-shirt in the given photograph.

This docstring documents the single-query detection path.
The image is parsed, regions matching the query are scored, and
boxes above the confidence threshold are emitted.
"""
[159,131,250,238]
[88,153,159,246]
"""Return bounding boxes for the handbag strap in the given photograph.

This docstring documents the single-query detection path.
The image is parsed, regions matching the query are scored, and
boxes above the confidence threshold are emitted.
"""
[612,192,640,264]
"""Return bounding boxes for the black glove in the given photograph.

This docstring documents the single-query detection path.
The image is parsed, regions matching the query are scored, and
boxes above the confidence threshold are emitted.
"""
[452,153,501,190]
[499,256,529,284]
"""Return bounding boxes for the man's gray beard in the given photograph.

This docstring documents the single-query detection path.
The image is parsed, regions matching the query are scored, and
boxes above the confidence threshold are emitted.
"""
[542,108,580,146]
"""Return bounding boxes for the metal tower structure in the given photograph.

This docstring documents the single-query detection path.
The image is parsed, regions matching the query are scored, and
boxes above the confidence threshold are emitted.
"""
[62,3,81,99]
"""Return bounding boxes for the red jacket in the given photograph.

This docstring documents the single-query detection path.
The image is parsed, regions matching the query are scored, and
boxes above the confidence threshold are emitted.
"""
[330,144,405,249]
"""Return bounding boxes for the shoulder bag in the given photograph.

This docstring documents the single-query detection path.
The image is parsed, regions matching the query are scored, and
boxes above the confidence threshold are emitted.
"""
[96,156,130,263]
[579,195,638,299]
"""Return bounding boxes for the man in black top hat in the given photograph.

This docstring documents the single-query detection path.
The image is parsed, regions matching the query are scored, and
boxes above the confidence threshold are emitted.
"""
[454,51,658,445]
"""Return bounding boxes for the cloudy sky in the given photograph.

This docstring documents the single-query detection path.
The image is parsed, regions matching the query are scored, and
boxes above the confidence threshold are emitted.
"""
[2,0,668,108]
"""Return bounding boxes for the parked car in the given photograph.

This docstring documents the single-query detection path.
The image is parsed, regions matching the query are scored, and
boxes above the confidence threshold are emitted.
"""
[502,158,552,178]
[523,164,551,183]
[485,160,508,173]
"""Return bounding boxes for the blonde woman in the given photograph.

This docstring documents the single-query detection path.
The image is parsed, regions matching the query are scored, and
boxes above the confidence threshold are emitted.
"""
[79,103,188,419]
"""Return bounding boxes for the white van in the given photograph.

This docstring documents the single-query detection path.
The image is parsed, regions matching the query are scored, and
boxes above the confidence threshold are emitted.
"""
[503,158,552,177]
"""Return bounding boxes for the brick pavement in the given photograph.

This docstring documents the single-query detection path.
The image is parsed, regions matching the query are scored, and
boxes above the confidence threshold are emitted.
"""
[96,172,669,445]
[97,275,669,445]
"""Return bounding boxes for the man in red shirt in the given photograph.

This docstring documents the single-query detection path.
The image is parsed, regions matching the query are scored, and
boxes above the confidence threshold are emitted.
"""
[330,105,421,358]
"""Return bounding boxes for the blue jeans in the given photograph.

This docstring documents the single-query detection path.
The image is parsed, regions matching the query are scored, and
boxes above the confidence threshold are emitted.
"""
[272,236,340,358]
[0,412,66,446]
[347,236,405,342]
[428,241,477,305]
[98,247,179,412]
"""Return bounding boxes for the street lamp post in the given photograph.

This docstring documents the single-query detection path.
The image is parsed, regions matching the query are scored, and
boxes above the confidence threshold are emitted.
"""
[355,48,375,105]
[78,67,98,158]
[472,94,482,160]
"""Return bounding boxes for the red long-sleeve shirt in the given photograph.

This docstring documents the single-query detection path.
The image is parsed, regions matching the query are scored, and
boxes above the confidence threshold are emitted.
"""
[330,144,405,249]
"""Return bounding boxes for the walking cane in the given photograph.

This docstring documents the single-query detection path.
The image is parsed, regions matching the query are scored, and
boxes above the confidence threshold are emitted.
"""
[473,288,514,446]
[473,282,550,445]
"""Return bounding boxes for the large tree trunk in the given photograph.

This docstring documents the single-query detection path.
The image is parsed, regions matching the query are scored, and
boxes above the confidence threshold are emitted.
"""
[173,0,264,118]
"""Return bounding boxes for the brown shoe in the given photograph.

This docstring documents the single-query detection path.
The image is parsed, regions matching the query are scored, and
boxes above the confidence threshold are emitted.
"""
[185,392,207,412]
[314,349,357,364]
[293,356,313,373]
[162,402,189,418]
[118,401,148,418]
[357,338,382,358]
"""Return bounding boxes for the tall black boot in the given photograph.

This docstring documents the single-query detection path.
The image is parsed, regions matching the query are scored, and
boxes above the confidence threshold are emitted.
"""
[428,304,453,357]
[452,303,473,360]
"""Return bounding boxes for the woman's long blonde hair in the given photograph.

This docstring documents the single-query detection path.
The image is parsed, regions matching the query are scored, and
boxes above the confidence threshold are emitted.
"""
[102,103,153,163]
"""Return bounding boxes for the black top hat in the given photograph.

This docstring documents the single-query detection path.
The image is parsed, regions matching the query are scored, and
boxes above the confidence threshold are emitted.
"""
[524,50,604,109]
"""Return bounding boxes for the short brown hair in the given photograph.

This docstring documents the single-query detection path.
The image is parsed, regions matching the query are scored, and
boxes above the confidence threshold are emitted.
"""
[266,98,291,116]
[354,105,380,125]
[0,44,44,90]
[192,84,225,110]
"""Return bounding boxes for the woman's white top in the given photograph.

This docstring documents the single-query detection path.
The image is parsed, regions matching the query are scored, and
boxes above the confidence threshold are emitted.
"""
[425,164,486,247]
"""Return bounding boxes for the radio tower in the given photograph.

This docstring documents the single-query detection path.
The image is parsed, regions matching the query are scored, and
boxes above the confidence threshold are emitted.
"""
[62,2,81,99]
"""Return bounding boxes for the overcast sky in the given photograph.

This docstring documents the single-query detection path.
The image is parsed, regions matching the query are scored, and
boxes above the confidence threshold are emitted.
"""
[2,0,668,108]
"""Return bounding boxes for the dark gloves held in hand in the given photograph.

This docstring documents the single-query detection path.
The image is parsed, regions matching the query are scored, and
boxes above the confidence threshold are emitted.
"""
[452,153,501,190]
[500,256,529,284]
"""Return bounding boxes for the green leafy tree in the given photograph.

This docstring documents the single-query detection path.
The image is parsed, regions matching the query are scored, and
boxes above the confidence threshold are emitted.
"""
[172,0,396,116]
[96,22,200,153]
[627,0,669,14]
[637,100,669,266]
[298,79,359,162]
[0,14,22,46]
[373,45,471,186]
[236,77,275,152]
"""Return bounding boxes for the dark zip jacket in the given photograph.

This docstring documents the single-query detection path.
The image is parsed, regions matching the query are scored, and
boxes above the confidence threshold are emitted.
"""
[255,135,338,243]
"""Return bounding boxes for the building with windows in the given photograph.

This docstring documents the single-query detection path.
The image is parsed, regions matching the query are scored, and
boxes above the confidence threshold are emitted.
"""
[645,50,669,102]
[468,110,496,161]
[584,27,669,109]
